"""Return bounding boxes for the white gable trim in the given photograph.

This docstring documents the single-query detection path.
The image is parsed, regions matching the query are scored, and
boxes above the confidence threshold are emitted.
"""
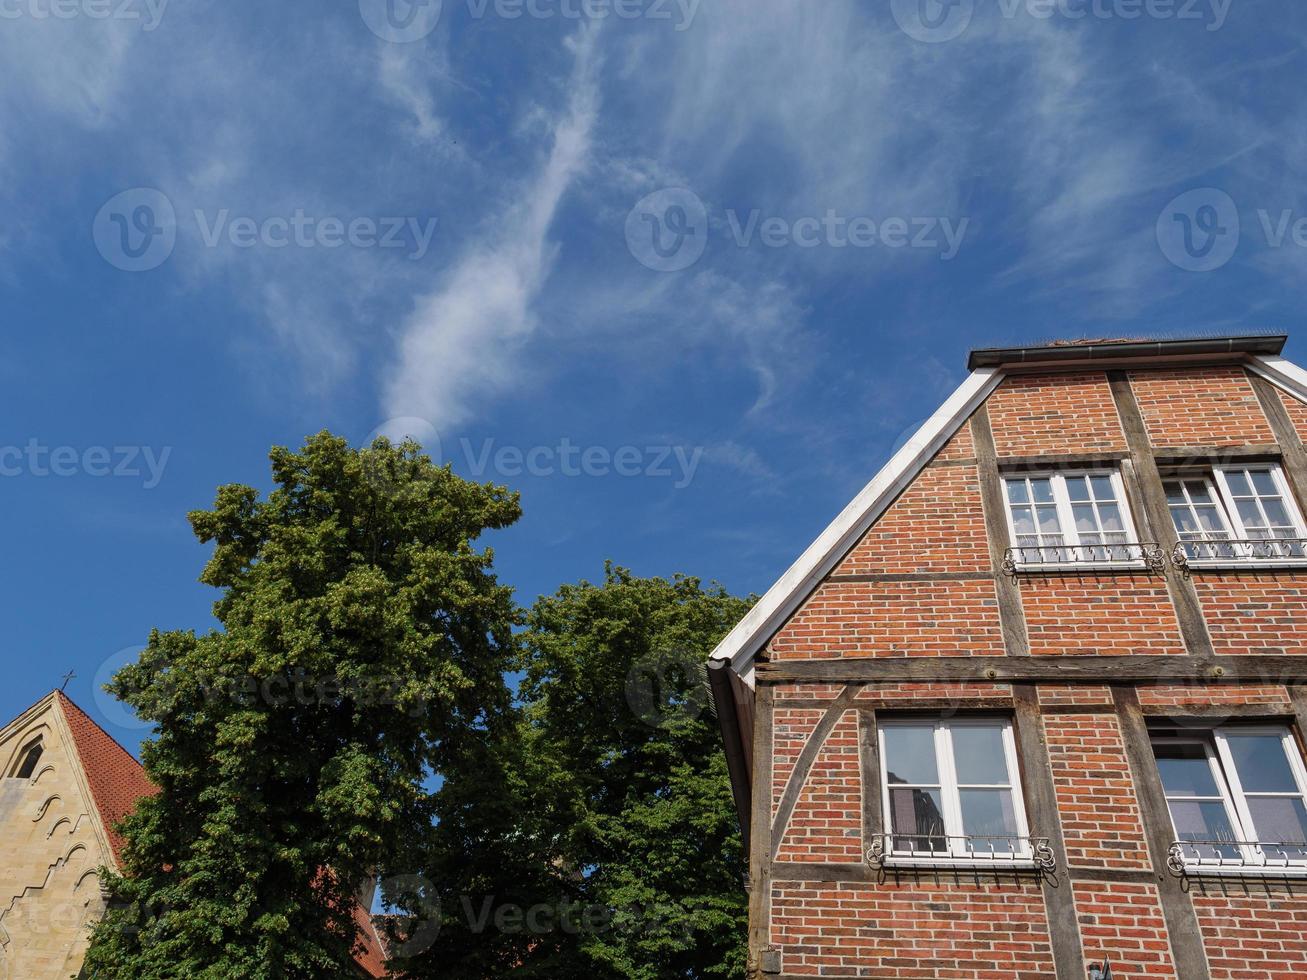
[709,367,1002,684]
[1250,354,1307,407]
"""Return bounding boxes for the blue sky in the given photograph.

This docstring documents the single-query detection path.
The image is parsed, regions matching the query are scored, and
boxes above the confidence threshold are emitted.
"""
[1,0,1305,749]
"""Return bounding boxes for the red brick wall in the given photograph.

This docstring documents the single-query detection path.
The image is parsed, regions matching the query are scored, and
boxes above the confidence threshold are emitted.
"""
[770,880,1057,977]
[1020,576,1186,656]
[936,424,976,461]
[770,580,1006,659]
[855,682,1012,704]
[1038,685,1114,707]
[1195,575,1307,655]
[773,708,824,817]
[1044,714,1150,870]
[835,464,989,576]
[1074,882,1177,977]
[1195,892,1307,978]
[775,710,863,863]
[987,372,1126,458]
[1137,683,1291,709]
[1129,366,1273,448]
[1278,388,1307,445]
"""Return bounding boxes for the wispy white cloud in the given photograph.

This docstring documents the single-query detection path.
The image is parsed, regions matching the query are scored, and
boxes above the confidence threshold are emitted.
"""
[383,25,603,427]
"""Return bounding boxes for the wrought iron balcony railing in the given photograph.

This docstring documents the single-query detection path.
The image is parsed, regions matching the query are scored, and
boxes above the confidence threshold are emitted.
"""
[1168,839,1307,876]
[866,833,1056,872]
[1002,542,1166,574]
[1172,537,1307,570]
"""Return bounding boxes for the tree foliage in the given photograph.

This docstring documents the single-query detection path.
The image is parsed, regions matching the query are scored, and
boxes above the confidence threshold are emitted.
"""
[83,432,522,979]
[409,565,752,979]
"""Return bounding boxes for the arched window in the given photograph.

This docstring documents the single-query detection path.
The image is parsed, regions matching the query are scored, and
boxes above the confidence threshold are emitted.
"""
[11,739,43,779]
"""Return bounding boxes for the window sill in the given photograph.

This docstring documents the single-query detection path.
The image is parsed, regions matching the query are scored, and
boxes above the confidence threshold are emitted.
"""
[880,856,1039,871]
[1181,559,1307,572]
[1008,561,1151,574]
[1176,864,1307,879]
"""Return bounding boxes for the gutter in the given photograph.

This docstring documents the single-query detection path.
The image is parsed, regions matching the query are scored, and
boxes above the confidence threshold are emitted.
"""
[968,335,1287,372]
[708,658,751,851]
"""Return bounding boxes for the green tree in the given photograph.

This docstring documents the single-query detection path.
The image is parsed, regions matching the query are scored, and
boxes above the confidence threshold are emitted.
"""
[508,565,752,979]
[83,432,522,979]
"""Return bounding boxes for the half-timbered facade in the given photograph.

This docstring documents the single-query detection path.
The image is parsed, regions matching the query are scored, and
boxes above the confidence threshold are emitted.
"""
[708,334,1307,979]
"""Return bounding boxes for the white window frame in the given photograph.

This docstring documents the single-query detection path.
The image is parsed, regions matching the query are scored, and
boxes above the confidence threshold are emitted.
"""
[1155,725,1307,875]
[878,717,1032,867]
[1002,468,1143,570]
[1169,464,1307,565]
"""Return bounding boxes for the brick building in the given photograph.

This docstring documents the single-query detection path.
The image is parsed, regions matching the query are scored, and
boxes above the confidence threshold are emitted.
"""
[707,334,1307,979]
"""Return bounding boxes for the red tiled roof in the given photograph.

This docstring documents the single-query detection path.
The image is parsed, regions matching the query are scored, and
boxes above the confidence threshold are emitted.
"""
[56,690,159,867]
[49,692,387,978]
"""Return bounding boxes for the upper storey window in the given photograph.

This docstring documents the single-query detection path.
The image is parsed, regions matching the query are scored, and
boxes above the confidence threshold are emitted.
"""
[9,738,42,779]
[1167,465,1307,564]
[1003,470,1144,569]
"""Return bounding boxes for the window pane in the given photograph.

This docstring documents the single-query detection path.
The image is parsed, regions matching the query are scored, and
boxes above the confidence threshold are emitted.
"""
[1169,799,1240,849]
[959,789,1019,845]
[1263,498,1292,527]
[1037,507,1061,533]
[883,726,939,785]
[1012,508,1035,535]
[1187,481,1214,504]
[1246,797,1307,846]
[1226,471,1252,496]
[889,787,946,850]
[1196,506,1227,533]
[1066,477,1090,502]
[1236,499,1265,528]
[1031,479,1054,503]
[1225,734,1298,794]
[1006,480,1029,504]
[1164,482,1185,505]
[1171,507,1199,534]
[951,725,1009,786]
[1098,504,1124,532]
[1090,475,1115,501]
[1073,505,1098,534]
[1154,742,1221,797]
[1251,470,1278,496]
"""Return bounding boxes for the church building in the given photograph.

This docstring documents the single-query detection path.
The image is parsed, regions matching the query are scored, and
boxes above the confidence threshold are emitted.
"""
[0,691,387,978]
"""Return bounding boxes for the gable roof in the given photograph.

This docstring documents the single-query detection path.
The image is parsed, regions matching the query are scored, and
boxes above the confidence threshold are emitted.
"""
[55,691,158,867]
[709,335,1302,684]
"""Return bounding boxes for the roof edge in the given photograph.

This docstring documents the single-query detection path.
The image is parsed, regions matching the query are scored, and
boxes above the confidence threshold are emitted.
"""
[708,367,1003,682]
[968,335,1286,372]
